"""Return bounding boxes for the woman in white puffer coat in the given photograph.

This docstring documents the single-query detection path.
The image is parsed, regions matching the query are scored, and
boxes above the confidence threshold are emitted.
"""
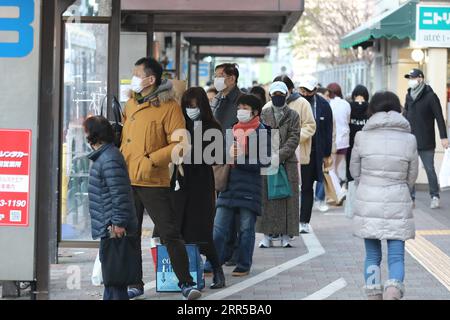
[350,91,419,301]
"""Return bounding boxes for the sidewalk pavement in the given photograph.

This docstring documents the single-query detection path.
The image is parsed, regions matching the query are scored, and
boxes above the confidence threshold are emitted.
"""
[2,190,450,300]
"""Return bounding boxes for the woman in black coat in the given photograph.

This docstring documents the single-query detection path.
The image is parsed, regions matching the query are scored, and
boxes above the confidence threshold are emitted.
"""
[171,87,225,289]
[84,116,139,300]
[346,85,370,182]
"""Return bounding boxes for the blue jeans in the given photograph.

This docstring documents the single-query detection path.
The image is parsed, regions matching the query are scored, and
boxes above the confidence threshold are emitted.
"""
[364,239,405,286]
[213,206,256,271]
[315,181,325,201]
[103,286,129,300]
[411,149,440,199]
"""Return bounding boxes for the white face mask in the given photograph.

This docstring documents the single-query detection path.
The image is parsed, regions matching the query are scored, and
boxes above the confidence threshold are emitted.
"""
[186,107,201,120]
[131,76,144,93]
[237,109,253,123]
[408,79,420,89]
[214,77,227,92]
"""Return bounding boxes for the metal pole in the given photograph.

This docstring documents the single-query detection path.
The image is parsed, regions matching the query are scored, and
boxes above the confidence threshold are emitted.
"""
[176,31,182,80]
[147,14,154,58]
[196,45,200,86]
[187,44,192,88]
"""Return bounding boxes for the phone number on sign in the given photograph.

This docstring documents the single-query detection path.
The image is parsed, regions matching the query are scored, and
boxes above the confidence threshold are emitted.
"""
[0,200,27,207]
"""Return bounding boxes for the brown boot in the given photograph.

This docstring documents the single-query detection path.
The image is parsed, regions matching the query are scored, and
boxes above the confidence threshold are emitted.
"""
[383,280,404,300]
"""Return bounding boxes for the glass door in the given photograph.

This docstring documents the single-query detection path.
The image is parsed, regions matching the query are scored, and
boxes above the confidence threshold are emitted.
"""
[60,0,112,243]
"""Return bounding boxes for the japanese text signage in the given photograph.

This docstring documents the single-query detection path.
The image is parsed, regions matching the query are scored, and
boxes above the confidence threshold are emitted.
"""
[416,4,450,48]
[0,129,31,226]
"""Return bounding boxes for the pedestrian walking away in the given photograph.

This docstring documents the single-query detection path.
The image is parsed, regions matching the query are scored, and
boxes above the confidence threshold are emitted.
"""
[350,91,419,300]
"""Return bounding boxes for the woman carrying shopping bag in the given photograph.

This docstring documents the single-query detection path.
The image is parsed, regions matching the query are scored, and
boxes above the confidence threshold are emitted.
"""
[350,91,418,300]
[84,116,140,300]
[256,81,300,248]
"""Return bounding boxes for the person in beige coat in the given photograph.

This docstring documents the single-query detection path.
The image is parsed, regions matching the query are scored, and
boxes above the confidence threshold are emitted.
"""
[350,91,419,301]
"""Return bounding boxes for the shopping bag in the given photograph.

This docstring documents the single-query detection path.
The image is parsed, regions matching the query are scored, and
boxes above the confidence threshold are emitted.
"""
[345,181,356,219]
[100,235,142,287]
[267,164,292,200]
[150,237,161,272]
[439,149,450,190]
[156,244,205,292]
[91,251,103,286]
[212,164,230,192]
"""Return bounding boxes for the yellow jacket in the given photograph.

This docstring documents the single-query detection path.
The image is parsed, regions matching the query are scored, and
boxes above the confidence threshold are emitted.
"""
[263,96,316,165]
[120,81,186,187]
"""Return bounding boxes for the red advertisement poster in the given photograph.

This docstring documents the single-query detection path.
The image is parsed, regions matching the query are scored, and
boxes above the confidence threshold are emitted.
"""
[0,129,31,227]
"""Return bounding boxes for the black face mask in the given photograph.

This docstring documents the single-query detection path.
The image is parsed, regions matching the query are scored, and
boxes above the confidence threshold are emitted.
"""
[302,94,315,104]
[272,95,287,107]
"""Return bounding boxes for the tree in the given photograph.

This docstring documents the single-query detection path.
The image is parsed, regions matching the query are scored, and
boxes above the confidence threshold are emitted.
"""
[289,0,376,66]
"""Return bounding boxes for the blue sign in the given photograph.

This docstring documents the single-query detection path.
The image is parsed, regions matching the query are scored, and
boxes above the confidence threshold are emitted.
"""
[199,62,209,78]
[0,0,34,58]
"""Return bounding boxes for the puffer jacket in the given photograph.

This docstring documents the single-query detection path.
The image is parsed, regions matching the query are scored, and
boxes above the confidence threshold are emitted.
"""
[121,80,187,187]
[350,111,418,241]
[88,143,138,240]
[216,123,271,215]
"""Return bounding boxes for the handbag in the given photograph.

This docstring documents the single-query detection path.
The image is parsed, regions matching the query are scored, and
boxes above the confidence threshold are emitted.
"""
[100,95,123,148]
[156,244,205,292]
[345,181,356,219]
[267,164,292,200]
[99,234,142,287]
[212,164,230,192]
[439,148,450,190]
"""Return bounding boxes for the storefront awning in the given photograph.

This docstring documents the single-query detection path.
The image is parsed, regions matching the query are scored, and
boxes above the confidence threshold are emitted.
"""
[340,0,418,49]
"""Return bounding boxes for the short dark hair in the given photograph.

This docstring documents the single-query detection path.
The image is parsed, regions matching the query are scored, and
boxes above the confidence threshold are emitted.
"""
[83,116,115,145]
[273,75,295,91]
[237,94,262,116]
[250,86,267,105]
[316,87,329,95]
[351,85,369,102]
[215,63,239,84]
[327,83,343,99]
[207,87,218,95]
[135,57,163,87]
[368,91,402,116]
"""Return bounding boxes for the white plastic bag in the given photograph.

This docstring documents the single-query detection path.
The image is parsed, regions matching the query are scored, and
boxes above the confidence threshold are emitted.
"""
[439,149,450,190]
[91,251,103,286]
[345,181,356,219]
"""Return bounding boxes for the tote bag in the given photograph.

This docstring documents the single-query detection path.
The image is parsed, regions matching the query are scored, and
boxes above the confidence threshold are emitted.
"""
[439,149,450,190]
[267,164,292,200]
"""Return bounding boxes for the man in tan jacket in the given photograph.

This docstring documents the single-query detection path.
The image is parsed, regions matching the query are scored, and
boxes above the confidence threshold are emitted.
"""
[263,75,316,165]
[120,57,201,300]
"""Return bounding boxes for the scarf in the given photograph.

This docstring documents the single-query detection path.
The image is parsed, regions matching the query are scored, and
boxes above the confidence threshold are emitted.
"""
[410,81,426,101]
[232,116,261,155]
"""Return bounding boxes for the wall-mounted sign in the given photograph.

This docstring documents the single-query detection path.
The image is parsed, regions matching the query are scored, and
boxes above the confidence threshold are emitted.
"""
[0,129,31,227]
[416,4,450,48]
[0,0,35,58]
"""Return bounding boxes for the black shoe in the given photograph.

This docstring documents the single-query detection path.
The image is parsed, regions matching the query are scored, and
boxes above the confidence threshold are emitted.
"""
[224,260,236,267]
[181,283,202,300]
[210,267,226,289]
[232,267,249,277]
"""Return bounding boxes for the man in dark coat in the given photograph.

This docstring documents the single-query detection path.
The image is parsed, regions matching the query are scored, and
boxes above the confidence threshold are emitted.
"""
[299,76,333,234]
[210,63,242,266]
[403,68,449,209]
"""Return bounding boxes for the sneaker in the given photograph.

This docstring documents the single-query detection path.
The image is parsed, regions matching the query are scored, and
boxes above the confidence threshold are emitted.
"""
[336,189,347,205]
[281,235,292,248]
[181,284,202,300]
[232,267,250,277]
[127,287,145,300]
[259,235,272,248]
[269,234,281,241]
[299,223,310,234]
[431,197,440,209]
[317,201,329,212]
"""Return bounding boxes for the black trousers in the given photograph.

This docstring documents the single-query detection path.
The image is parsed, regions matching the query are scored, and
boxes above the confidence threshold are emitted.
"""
[300,149,318,224]
[132,186,193,288]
